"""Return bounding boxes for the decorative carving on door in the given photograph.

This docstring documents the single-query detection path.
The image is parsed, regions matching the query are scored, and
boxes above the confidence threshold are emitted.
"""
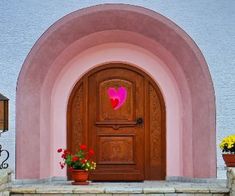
[149,84,161,165]
[98,135,134,163]
[69,83,84,153]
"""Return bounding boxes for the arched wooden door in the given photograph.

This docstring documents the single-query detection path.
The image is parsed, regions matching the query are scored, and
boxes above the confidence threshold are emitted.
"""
[67,63,166,181]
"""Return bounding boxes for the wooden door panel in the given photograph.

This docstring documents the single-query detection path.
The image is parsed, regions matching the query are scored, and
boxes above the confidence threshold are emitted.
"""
[149,84,164,178]
[68,83,84,153]
[99,79,134,121]
[97,135,135,164]
[145,83,166,180]
[89,67,144,181]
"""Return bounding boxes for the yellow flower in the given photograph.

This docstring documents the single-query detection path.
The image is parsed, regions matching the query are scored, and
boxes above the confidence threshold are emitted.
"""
[219,134,235,153]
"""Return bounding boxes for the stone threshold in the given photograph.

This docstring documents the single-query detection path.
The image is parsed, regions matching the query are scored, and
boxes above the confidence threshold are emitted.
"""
[7,180,229,195]
[11,176,227,185]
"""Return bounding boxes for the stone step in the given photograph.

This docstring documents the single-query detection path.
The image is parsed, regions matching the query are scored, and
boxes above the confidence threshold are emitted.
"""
[4,181,230,196]
[8,194,230,196]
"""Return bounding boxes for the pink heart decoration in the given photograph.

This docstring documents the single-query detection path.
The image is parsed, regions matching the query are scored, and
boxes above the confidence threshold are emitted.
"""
[107,87,127,110]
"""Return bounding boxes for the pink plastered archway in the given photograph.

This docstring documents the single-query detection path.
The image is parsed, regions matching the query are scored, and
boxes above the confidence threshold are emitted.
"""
[16,4,216,179]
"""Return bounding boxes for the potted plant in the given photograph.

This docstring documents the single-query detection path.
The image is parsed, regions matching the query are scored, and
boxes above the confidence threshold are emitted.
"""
[219,134,235,167]
[57,144,96,185]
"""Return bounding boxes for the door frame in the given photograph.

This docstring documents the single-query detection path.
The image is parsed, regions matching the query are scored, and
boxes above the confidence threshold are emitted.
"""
[67,63,166,180]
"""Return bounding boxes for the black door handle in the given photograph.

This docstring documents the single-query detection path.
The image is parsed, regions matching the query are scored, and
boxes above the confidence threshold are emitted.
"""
[136,117,144,125]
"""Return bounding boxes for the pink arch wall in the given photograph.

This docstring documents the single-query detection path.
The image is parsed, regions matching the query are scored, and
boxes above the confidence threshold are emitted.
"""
[16,4,216,179]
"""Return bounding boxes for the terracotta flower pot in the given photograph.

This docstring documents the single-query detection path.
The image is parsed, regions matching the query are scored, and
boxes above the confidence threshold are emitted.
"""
[71,169,89,185]
[222,154,235,167]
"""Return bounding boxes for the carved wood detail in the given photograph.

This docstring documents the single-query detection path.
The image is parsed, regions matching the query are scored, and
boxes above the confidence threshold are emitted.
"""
[71,84,83,153]
[95,121,137,130]
[149,84,161,166]
[99,79,133,121]
[98,136,134,164]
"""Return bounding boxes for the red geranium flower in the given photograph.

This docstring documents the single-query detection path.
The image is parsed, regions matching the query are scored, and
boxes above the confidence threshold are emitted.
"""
[64,149,70,155]
[80,144,87,150]
[72,156,79,162]
[57,145,96,171]
[88,149,95,156]
[81,159,87,164]
[59,162,65,169]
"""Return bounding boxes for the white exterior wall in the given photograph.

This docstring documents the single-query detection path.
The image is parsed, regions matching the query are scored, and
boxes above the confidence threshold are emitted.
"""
[0,0,235,179]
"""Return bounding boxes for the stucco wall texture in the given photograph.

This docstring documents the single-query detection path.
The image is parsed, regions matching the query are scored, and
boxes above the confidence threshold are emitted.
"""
[0,0,234,179]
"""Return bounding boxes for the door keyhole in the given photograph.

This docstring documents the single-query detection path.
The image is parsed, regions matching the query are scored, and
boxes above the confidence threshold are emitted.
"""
[136,117,143,125]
